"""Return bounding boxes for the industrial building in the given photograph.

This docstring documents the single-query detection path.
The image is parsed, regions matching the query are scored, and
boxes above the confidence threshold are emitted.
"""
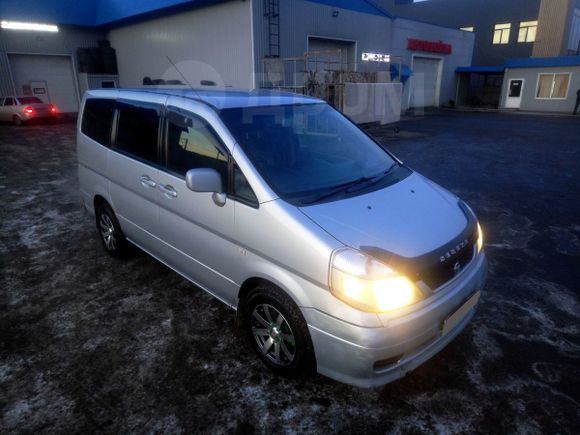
[0,0,474,116]
[380,0,580,110]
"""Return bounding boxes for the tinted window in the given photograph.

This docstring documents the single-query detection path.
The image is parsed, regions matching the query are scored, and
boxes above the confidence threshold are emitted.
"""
[18,97,43,104]
[81,98,115,146]
[165,108,227,179]
[115,100,160,164]
[220,104,401,205]
[4,98,14,106]
[234,163,258,206]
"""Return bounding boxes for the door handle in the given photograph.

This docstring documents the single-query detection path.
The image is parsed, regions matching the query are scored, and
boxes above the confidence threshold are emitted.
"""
[158,184,178,198]
[140,175,157,189]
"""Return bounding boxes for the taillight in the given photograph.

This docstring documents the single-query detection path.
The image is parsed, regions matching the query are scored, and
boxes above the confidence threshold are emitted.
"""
[50,104,57,113]
[25,106,33,114]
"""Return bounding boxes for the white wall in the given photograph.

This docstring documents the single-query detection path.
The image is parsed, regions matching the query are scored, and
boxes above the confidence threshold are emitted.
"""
[107,1,254,89]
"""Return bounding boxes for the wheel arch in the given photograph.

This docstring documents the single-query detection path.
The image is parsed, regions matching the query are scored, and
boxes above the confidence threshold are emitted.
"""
[93,194,109,210]
[237,270,312,312]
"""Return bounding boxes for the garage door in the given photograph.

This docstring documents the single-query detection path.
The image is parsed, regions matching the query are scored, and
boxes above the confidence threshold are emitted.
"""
[307,37,356,71]
[9,54,79,113]
[411,57,441,108]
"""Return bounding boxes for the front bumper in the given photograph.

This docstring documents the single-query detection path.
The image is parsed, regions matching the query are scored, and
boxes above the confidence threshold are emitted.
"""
[305,252,487,388]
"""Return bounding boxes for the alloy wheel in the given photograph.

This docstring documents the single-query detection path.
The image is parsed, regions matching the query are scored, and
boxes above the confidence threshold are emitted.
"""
[251,304,296,366]
[99,213,117,251]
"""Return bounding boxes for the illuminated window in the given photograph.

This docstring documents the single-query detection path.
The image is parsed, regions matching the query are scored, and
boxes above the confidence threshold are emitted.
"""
[460,26,474,32]
[536,73,571,99]
[518,21,538,42]
[493,23,511,44]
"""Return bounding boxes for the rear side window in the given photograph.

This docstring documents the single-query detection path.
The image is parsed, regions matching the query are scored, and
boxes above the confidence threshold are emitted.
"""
[115,100,160,164]
[81,99,115,146]
[4,98,14,106]
[18,97,43,104]
[165,108,228,179]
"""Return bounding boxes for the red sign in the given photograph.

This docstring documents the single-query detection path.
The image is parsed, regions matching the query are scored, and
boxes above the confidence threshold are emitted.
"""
[407,38,452,54]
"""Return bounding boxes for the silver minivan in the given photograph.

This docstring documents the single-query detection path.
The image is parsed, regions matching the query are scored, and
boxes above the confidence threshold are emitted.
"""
[77,88,487,388]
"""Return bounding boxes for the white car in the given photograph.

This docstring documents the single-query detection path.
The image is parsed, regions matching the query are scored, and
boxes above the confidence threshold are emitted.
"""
[0,96,58,125]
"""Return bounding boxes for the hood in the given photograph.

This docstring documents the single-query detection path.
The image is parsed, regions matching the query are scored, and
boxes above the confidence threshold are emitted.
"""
[299,172,468,259]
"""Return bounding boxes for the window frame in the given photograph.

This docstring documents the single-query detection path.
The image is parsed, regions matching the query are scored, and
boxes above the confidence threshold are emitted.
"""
[111,99,164,167]
[81,97,116,148]
[161,106,259,208]
[493,23,512,45]
[517,20,538,43]
[535,73,572,100]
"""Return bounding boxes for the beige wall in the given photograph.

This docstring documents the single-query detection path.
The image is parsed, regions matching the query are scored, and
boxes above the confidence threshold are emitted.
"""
[107,1,254,89]
[533,0,573,57]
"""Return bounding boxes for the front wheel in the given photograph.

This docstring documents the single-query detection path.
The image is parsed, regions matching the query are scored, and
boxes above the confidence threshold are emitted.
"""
[244,285,315,378]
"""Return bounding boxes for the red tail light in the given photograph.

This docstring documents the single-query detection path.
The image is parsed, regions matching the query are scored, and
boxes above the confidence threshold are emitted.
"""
[50,104,57,113]
[25,106,34,114]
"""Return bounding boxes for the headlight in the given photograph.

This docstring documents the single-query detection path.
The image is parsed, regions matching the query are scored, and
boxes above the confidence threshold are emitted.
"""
[330,248,423,313]
[477,222,484,253]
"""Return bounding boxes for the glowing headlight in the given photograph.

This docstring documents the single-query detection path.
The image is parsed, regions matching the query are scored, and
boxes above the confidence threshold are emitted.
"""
[477,222,484,253]
[330,249,423,313]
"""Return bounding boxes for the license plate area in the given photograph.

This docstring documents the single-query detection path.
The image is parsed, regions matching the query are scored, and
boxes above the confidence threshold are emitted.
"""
[442,291,480,336]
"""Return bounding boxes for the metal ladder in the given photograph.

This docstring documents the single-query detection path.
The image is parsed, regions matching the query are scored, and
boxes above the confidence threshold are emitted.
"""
[264,0,280,58]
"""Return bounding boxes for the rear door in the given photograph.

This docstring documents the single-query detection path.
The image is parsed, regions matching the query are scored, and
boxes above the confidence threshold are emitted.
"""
[108,94,165,253]
[155,102,242,305]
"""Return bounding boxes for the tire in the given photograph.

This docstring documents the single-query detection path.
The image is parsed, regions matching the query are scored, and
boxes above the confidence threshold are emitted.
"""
[13,116,22,126]
[243,285,315,378]
[95,202,130,258]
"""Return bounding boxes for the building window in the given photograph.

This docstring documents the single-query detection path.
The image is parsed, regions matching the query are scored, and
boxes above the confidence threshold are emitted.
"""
[568,8,580,55]
[518,21,538,43]
[493,23,511,44]
[460,26,474,32]
[536,73,571,99]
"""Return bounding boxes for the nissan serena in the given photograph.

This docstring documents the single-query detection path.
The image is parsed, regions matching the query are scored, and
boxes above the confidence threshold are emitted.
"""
[77,88,487,387]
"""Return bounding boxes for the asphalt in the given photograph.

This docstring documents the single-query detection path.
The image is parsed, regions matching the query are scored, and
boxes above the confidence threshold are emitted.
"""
[1,111,579,434]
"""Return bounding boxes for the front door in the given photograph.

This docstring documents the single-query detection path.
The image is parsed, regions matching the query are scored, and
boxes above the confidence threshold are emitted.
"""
[505,79,524,109]
[156,103,239,305]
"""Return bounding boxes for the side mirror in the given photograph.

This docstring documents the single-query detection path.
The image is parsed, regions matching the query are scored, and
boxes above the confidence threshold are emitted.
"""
[185,168,226,207]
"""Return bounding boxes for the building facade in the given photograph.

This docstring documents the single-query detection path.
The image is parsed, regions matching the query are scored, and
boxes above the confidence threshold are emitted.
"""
[0,0,474,115]
[379,0,580,65]
[499,57,580,113]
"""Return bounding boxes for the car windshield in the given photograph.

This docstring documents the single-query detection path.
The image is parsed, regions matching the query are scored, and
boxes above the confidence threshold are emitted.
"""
[17,97,43,104]
[220,103,406,205]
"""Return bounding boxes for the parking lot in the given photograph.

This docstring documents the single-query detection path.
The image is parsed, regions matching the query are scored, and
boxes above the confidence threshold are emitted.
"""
[1,111,579,433]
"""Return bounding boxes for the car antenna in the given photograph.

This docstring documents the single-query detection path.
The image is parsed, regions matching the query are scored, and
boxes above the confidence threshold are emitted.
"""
[165,55,202,99]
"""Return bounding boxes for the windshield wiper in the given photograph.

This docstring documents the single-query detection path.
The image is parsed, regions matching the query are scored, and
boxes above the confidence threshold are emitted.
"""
[299,163,401,206]
[299,176,375,205]
[345,163,400,194]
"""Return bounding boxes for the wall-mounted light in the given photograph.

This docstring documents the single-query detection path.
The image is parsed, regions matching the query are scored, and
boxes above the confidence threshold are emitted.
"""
[1,20,59,32]
[332,10,340,18]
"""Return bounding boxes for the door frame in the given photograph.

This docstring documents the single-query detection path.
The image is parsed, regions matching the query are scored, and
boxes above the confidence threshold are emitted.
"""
[408,54,444,109]
[505,77,525,109]
[7,52,81,108]
[306,34,359,72]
